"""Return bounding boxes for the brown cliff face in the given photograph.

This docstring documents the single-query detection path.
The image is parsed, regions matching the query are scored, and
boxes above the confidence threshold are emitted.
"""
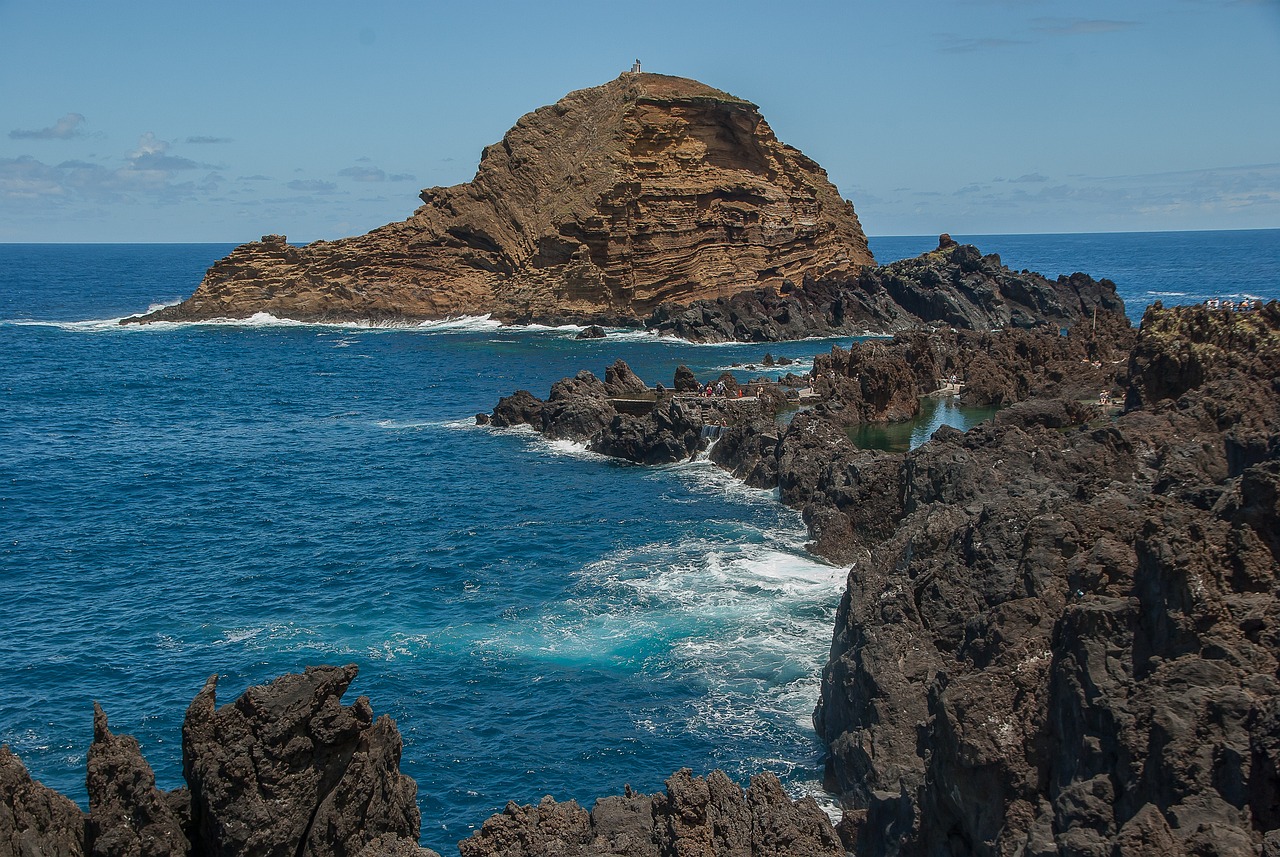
[134,73,872,325]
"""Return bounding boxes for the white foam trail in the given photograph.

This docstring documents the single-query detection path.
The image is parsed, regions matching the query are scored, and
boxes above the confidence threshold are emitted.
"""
[543,437,608,460]
[374,417,478,431]
[412,314,503,333]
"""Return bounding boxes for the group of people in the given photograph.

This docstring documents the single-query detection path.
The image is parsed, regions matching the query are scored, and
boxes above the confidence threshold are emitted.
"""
[1206,298,1263,311]
[701,380,742,398]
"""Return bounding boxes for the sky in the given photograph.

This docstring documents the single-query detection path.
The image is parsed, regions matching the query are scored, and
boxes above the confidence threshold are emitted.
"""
[1,0,1278,242]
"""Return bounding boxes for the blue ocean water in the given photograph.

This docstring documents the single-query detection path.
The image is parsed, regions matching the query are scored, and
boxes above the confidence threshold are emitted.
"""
[1,230,1276,853]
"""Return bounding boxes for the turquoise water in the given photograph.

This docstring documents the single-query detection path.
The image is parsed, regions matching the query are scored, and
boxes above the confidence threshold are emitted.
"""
[1,230,1276,852]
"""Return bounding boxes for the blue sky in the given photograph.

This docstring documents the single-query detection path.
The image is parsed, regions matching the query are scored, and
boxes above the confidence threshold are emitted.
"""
[2,0,1277,242]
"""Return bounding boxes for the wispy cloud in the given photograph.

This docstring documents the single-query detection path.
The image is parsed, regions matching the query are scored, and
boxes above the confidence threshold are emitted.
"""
[338,165,386,182]
[0,131,222,208]
[186,135,233,144]
[337,163,418,183]
[286,179,338,194]
[1011,173,1050,183]
[10,113,86,140]
[937,34,1028,53]
[1032,17,1139,35]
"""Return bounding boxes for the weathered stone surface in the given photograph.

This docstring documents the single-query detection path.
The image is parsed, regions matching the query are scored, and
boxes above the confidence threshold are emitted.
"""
[182,664,419,857]
[0,745,85,857]
[85,704,189,857]
[540,371,615,441]
[647,236,1128,343]
[353,835,440,857]
[812,303,1280,856]
[489,390,544,429]
[129,73,872,327]
[457,769,842,857]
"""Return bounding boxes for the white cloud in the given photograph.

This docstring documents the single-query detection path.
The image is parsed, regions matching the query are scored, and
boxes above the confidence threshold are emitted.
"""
[9,113,86,140]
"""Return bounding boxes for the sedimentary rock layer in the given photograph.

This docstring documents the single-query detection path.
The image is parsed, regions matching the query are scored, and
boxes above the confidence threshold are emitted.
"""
[131,73,872,326]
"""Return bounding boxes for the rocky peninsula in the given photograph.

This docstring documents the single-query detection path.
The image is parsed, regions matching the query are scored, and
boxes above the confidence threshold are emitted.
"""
[484,296,1280,855]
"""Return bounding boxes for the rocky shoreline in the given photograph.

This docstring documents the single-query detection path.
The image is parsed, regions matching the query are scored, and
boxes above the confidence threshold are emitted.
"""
[11,287,1279,853]
[1,666,844,857]
[481,297,1280,855]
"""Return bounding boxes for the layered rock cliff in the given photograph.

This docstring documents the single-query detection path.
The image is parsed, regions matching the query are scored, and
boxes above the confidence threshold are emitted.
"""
[130,73,872,326]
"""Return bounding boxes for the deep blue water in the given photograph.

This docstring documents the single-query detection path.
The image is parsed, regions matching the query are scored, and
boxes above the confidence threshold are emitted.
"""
[1,230,1277,853]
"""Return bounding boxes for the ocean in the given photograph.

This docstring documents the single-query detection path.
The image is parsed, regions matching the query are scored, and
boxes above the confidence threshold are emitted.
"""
[1,229,1276,852]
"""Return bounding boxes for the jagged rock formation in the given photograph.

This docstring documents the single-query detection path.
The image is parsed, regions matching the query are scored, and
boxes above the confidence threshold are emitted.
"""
[129,73,871,326]
[183,665,420,857]
[2,666,423,857]
[1,666,841,857]
[486,358,762,466]
[457,769,842,857]
[86,704,188,857]
[645,236,1126,342]
[811,303,1280,855]
[0,745,85,857]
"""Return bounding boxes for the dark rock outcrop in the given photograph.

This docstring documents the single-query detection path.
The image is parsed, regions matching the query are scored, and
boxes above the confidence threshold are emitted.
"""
[812,303,1280,856]
[183,665,419,857]
[646,237,1128,343]
[487,360,729,466]
[457,769,842,857]
[0,745,85,857]
[86,704,189,857]
[128,73,872,326]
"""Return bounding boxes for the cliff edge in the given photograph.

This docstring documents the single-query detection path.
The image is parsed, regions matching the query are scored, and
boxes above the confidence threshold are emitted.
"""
[130,73,872,326]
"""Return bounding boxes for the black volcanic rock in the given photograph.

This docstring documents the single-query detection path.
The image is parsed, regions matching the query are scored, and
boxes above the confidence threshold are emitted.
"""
[540,371,615,441]
[645,238,1127,343]
[457,769,842,857]
[673,365,700,393]
[86,704,189,857]
[812,303,1280,856]
[489,390,544,429]
[182,664,419,857]
[0,745,85,857]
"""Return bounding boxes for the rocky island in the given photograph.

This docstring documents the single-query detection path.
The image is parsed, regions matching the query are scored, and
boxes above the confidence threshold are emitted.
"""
[125,74,1114,340]
[128,72,872,328]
